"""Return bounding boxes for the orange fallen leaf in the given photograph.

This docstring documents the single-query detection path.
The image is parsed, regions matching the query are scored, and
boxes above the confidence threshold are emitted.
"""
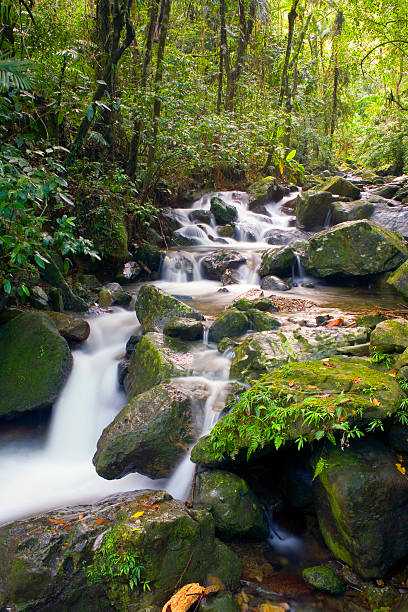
[162,583,206,612]
[371,397,380,406]
[153,504,160,510]
[396,463,406,475]
[325,317,344,327]
[338,398,351,405]
[78,514,84,520]
[94,518,105,524]
[63,542,69,546]
[353,377,362,383]
[397,455,403,462]
[50,529,56,534]
[64,525,73,530]
[289,380,295,387]
[49,519,66,524]
[323,361,335,368]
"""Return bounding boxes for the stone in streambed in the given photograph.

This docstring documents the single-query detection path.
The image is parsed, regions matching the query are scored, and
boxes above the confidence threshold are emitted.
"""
[208,309,249,343]
[163,317,204,341]
[259,246,297,277]
[296,191,333,230]
[98,289,113,307]
[0,490,241,611]
[233,297,279,312]
[370,318,408,354]
[246,309,280,332]
[210,197,238,225]
[135,284,200,332]
[94,379,210,479]
[260,275,290,291]
[201,250,247,281]
[44,311,90,342]
[313,438,408,578]
[302,566,344,595]
[41,258,88,312]
[0,311,72,419]
[125,331,194,398]
[190,209,213,224]
[321,175,361,200]
[29,286,49,309]
[355,313,386,329]
[387,259,408,301]
[331,200,374,224]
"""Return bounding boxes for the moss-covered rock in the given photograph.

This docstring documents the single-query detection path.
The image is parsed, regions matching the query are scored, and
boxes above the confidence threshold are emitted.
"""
[195,470,268,540]
[321,176,361,200]
[210,197,238,225]
[246,309,281,332]
[0,490,241,611]
[387,260,408,301]
[98,288,113,307]
[233,297,280,312]
[125,332,194,398]
[230,327,369,383]
[370,318,408,354]
[355,313,386,329]
[296,191,333,230]
[208,309,249,343]
[193,358,403,465]
[116,261,142,284]
[29,286,49,309]
[248,177,288,212]
[302,566,344,595]
[41,258,88,311]
[313,438,408,578]
[0,312,73,419]
[44,311,90,342]
[331,200,374,224]
[259,246,296,277]
[190,209,213,224]
[304,220,408,277]
[94,380,210,479]
[217,224,235,238]
[201,251,247,281]
[135,284,200,332]
[163,317,204,341]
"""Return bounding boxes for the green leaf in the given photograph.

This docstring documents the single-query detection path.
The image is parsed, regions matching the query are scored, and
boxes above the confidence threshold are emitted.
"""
[3,278,11,294]
[286,149,296,161]
[86,104,95,122]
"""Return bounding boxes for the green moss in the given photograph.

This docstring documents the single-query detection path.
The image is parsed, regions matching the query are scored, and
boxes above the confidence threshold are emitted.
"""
[208,309,249,343]
[135,284,197,332]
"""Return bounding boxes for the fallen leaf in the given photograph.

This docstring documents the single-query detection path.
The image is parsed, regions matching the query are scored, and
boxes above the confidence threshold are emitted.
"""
[327,405,335,411]
[323,361,335,368]
[50,529,56,534]
[94,518,105,524]
[78,514,84,520]
[64,525,73,531]
[338,398,351,405]
[388,370,397,377]
[63,542,69,546]
[131,511,145,519]
[352,377,362,383]
[397,455,403,462]
[325,317,344,327]
[49,519,66,524]
[371,397,380,406]
[316,394,330,399]
[396,463,406,475]
[206,575,224,593]
[376,579,385,586]
[289,380,295,387]
[153,504,160,510]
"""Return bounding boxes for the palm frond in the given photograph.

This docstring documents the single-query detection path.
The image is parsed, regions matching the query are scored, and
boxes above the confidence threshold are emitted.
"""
[0,59,33,93]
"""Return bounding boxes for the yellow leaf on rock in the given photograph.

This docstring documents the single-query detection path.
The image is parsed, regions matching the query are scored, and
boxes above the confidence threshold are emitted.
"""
[131,511,145,519]
[396,463,406,475]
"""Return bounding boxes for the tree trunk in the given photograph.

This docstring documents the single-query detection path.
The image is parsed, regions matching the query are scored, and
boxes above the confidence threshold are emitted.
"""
[278,0,300,107]
[216,0,226,114]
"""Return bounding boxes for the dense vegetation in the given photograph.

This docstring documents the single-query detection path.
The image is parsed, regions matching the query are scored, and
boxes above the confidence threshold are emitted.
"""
[1,0,408,295]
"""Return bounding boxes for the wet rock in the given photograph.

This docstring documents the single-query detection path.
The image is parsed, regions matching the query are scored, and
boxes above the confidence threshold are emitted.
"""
[135,284,200,332]
[369,202,408,237]
[190,209,213,224]
[195,470,268,540]
[94,379,210,479]
[321,176,361,200]
[263,228,308,246]
[133,242,162,274]
[172,225,208,246]
[201,250,247,281]
[388,424,408,453]
[41,258,88,312]
[117,358,129,386]
[304,220,408,277]
[372,184,400,199]
[234,297,280,312]
[98,288,113,307]
[159,207,185,232]
[0,490,241,611]
[314,438,408,578]
[0,312,72,419]
[217,337,238,353]
[246,309,281,332]
[296,191,333,230]
[29,285,49,309]
[355,313,386,328]
[248,177,289,211]
[102,282,132,306]
[370,318,408,353]
[230,327,369,383]
[217,224,235,237]
[191,434,227,468]
[116,261,142,284]
[125,332,143,355]
[260,276,290,291]
[302,566,345,595]
[45,311,90,342]
[220,269,240,285]
[193,358,403,466]
[260,246,296,277]
[331,200,374,224]
[208,309,249,343]
[163,317,204,341]
[199,591,240,612]
[387,259,408,301]
[125,331,194,397]
[210,197,238,225]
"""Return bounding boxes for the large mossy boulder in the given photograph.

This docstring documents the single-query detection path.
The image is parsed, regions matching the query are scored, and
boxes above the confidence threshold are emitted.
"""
[208,309,249,343]
[94,379,210,479]
[230,327,368,383]
[296,191,333,230]
[304,220,408,277]
[313,438,408,578]
[125,332,194,398]
[0,490,241,612]
[331,200,374,225]
[248,177,288,211]
[192,358,404,467]
[387,260,408,301]
[0,312,73,419]
[210,197,238,225]
[195,470,268,540]
[201,251,247,281]
[135,284,200,332]
[302,566,344,595]
[259,246,296,277]
[321,176,361,200]
[246,309,281,332]
[163,317,204,341]
[370,318,408,354]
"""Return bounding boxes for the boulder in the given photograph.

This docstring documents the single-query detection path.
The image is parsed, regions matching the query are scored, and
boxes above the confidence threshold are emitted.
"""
[41,258,88,312]
[302,566,344,595]
[125,332,143,355]
[195,470,268,540]
[263,228,308,246]
[79,274,101,291]
[0,490,241,612]
[208,309,249,343]
[260,276,290,291]
[45,311,90,342]
[314,438,408,578]
[0,312,73,419]
[217,224,235,238]
[233,296,279,312]
[230,327,369,383]
[354,313,386,329]
[387,260,408,301]
[163,317,204,341]
[210,197,238,225]
[304,220,408,277]
[321,176,361,200]
[116,261,142,284]
[94,379,210,479]
[331,200,374,224]
[246,309,281,332]
[102,283,132,306]
[133,242,162,273]
[370,202,408,238]
[193,358,404,466]
[159,207,185,232]
[172,225,208,246]
[370,318,408,354]
[98,289,113,307]
[388,424,408,453]
[201,251,247,281]
[296,191,333,230]
[248,177,289,211]
[125,332,194,398]
[259,246,296,277]
[29,285,49,309]
[190,209,213,225]
[135,284,200,332]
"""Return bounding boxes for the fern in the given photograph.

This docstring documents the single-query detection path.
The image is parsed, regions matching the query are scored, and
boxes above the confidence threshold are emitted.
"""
[0,59,33,92]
